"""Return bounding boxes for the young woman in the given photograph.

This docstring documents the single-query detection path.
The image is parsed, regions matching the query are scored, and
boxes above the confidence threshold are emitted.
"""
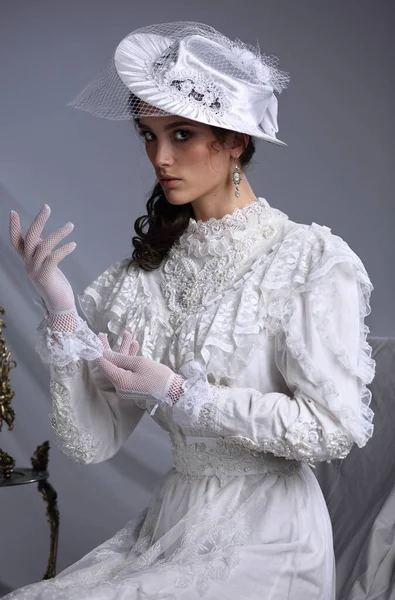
[6,21,375,600]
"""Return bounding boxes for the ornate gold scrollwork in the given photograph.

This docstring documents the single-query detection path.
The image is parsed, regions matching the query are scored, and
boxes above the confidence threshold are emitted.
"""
[0,307,59,578]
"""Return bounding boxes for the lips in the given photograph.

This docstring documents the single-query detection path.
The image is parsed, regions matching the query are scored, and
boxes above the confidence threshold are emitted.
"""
[160,177,181,181]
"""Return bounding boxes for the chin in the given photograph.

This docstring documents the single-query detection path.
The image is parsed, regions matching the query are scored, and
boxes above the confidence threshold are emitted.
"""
[164,192,192,206]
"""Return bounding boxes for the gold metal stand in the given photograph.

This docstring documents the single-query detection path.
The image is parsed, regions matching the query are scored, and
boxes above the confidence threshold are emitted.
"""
[0,307,59,580]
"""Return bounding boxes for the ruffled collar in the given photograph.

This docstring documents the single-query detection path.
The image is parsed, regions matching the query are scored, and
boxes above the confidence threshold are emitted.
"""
[176,197,286,258]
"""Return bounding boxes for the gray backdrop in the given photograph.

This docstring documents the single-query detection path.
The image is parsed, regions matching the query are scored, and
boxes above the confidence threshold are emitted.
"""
[0,0,394,594]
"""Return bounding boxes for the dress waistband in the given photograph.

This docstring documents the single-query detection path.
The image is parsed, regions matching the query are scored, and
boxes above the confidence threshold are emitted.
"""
[170,435,301,484]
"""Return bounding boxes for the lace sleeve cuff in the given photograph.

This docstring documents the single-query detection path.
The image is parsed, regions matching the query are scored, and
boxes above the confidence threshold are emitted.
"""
[171,360,214,429]
[36,315,104,367]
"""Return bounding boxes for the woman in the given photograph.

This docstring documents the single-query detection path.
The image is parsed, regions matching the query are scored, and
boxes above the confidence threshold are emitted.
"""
[6,21,375,600]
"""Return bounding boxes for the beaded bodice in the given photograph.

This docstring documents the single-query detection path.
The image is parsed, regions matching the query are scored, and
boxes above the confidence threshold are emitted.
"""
[160,197,287,332]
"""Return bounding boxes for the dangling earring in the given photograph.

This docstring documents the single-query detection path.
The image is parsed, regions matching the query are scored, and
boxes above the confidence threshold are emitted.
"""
[231,157,242,198]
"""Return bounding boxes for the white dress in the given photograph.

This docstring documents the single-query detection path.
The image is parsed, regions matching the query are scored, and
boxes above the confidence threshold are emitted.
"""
[5,197,375,600]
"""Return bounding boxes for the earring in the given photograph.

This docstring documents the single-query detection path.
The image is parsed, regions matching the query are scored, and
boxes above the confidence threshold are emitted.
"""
[231,157,242,198]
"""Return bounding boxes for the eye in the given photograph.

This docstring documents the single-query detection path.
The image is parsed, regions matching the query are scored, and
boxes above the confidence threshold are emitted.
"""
[138,129,192,142]
[138,130,155,142]
[174,129,191,141]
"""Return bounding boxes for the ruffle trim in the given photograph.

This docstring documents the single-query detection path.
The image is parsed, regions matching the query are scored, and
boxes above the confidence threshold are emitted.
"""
[260,223,375,448]
[36,316,103,367]
[172,360,214,428]
[77,259,174,359]
[184,197,268,235]
[177,197,288,258]
[312,275,374,447]
[177,224,278,259]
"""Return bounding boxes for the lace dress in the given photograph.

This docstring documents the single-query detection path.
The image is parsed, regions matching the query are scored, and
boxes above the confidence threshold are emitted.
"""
[5,197,375,600]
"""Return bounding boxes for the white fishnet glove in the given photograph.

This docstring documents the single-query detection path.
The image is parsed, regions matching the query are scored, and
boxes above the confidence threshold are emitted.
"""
[96,332,186,412]
[9,204,78,332]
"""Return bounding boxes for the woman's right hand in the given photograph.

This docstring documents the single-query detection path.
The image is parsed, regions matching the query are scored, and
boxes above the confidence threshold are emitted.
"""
[9,204,78,329]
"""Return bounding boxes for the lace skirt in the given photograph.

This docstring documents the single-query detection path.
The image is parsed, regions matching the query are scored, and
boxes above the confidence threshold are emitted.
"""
[4,449,335,600]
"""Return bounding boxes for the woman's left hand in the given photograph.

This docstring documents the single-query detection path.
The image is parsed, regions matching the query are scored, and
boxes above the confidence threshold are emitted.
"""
[96,332,185,407]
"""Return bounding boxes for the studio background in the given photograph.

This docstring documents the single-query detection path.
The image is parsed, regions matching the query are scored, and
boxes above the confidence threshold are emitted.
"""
[0,0,393,595]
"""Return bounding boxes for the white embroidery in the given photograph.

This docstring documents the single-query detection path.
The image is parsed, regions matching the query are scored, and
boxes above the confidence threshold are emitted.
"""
[171,499,251,596]
[49,378,100,463]
[161,199,283,332]
[51,359,84,380]
[122,496,252,596]
[177,197,281,257]
[170,434,301,485]
[190,400,354,465]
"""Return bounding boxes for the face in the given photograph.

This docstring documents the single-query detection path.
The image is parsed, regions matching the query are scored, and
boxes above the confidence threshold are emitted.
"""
[137,115,236,206]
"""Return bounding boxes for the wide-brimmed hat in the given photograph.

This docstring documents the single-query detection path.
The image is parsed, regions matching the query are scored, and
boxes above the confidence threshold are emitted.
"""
[69,21,290,146]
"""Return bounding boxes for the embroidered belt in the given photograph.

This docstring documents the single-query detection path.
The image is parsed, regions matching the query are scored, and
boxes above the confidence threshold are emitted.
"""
[171,435,301,483]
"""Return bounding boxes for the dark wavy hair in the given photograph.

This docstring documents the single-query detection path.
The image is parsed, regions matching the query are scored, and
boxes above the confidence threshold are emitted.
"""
[128,114,256,272]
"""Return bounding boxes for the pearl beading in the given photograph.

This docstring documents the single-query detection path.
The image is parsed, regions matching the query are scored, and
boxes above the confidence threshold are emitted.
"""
[161,198,279,331]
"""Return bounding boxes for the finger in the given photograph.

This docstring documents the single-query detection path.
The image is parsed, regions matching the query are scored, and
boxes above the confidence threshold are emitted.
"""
[34,222,75,266]
[98,333,112,352]
[102,351,138,370]
[96,355,118,380]
[44,241,77,267]
[129,340,139,356]
[24,205,51,260]
[119,332,133,354]
[97,356,128,389]
[9,211,25,257]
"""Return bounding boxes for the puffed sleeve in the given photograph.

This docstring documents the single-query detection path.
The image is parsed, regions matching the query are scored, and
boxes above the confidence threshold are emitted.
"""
[38,259,146,464]
[172,224,376,465]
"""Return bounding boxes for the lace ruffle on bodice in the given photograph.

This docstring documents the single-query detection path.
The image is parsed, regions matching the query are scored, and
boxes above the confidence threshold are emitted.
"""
[176,196,284,258]
[160,198,288,332]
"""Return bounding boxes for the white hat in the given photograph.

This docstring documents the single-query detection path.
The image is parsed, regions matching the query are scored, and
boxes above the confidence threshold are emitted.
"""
[69,21,290,147]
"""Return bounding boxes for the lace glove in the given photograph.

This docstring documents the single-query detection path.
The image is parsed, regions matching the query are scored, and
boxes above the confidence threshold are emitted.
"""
[9,204,79,332]
[96,332,186,414]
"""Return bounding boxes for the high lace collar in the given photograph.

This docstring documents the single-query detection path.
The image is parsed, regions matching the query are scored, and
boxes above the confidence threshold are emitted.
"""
[186,196,269,235]
[176,197,286,258]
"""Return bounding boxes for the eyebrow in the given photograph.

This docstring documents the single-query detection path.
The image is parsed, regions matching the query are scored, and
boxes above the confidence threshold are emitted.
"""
[138,120,200,132]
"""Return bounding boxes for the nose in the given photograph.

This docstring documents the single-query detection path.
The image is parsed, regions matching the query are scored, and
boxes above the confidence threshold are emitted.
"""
[151,139,175,169]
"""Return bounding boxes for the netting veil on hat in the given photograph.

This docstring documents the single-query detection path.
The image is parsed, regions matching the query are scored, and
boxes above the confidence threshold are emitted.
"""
[69,21,291,146]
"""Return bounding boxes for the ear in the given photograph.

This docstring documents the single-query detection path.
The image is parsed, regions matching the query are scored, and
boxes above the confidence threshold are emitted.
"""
[230,132,249,156]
